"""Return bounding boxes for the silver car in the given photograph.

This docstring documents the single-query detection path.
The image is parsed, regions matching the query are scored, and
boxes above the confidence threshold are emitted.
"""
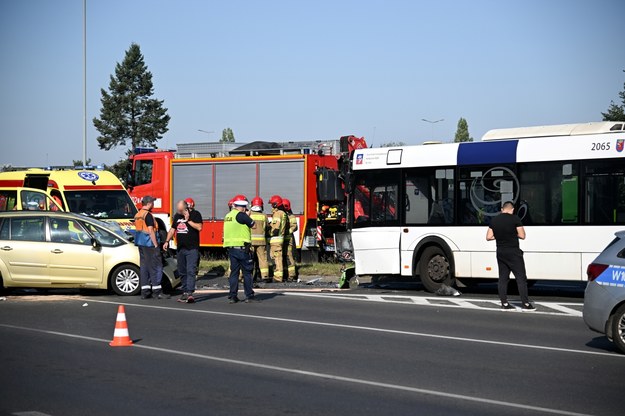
[583,231,625,354]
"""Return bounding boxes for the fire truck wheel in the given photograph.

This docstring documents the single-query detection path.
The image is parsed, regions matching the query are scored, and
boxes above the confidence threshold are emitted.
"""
[418,246,452,293]
[110,264,141,296]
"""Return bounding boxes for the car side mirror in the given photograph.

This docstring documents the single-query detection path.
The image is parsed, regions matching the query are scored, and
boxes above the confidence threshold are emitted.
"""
[91,238,102,251]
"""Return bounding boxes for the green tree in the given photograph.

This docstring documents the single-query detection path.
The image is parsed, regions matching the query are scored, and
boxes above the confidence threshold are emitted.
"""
[72,158,92,167]
[602,69,625,121]
[221,128,235,143]
[380,141,406,147]
[454,118,473,143]
[93,43,170,153]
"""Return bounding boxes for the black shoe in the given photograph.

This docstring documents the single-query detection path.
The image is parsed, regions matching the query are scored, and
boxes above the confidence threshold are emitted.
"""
[521,302,536,311]
[155,293,171,300]
[141,294,152,300]
[501,302,516,311]
[228,297,240,304]
[177,293,189,303]
[244,297,260,303]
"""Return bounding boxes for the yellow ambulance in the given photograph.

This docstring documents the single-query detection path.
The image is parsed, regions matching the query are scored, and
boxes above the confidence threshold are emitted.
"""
[0,168,137,230]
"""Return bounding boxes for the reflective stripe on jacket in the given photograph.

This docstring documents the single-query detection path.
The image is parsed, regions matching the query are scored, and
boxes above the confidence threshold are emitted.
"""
[269,208,288,244]
[250,212,267,246]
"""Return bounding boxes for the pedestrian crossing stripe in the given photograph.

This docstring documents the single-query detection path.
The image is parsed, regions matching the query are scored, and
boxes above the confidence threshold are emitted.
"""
[284,292,583,317]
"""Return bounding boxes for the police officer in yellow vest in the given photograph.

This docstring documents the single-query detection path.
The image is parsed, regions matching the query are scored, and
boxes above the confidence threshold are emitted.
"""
[250,196,269,282]
[282,198,298,281]
[223,194,258,303]
[268,195,289,282]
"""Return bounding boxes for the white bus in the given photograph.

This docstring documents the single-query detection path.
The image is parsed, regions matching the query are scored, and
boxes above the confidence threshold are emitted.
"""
[349,122,625,292]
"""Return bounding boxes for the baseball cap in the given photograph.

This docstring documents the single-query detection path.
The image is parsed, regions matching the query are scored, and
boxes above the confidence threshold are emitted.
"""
[142,195,156,204]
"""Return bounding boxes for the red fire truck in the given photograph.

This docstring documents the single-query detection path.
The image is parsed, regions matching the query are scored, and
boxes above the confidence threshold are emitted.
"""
[127,138,365,261]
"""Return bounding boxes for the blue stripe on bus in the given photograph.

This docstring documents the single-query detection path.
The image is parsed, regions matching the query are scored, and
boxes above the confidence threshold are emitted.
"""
[457,140,518,165]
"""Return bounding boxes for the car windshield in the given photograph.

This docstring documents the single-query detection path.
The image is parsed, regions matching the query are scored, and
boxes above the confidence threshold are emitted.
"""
[82,215,128,239]
[64,190,137,220]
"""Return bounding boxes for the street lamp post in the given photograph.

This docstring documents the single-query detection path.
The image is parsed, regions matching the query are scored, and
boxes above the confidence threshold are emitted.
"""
[421,118,445,141]
[198,129,215,140]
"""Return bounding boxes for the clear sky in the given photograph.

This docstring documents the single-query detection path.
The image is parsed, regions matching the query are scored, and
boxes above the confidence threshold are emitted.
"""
[1,0,624,167]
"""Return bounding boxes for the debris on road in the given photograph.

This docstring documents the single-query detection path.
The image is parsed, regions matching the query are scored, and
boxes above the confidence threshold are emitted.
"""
[0,297,7,301]
[435,284,461,297]
[82,303,89,307]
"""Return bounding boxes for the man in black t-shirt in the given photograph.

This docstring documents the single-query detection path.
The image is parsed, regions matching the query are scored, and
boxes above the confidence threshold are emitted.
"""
[486,201,535,311]
[164,200,203,303]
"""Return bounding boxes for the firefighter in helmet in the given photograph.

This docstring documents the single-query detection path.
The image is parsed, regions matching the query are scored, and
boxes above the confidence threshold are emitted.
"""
[250,196,269,282]
[282,198,298,281]
[268,195,288,282]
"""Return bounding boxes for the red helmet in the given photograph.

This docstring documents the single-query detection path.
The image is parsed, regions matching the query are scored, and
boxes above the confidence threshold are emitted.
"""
[282,198,291,211]
[228,198,235,209]
[232,194,249,207]
[184,197,195,209]
[269,195,283,208]
[251,196,264,207]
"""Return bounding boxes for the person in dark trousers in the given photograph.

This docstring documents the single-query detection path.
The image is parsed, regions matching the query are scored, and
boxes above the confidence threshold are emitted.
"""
[486,201,536,311]
[134,196,168,299]
[223,195,258,304]
[164,200,203,303]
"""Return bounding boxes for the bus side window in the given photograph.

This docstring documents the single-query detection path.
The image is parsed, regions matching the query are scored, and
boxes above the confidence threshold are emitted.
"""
[352,171,400,227]
[458,165,517,225]
[404,168,455,225]
[518,161,579,225]
[583,160,625,225]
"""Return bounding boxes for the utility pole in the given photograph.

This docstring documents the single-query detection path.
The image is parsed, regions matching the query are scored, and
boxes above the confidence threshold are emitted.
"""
[82,0,87,166]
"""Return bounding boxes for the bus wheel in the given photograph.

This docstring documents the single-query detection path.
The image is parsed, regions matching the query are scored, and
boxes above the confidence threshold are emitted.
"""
[418,246,452,293]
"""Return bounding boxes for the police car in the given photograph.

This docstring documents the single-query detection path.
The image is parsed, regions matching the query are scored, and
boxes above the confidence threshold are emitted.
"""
[583,231,625,354]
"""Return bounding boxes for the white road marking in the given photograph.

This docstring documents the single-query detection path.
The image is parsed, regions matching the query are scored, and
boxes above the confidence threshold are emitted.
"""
[285,292,584,317]
[78,299,620,358]
[0,323,596,416]
[12,412,54,416]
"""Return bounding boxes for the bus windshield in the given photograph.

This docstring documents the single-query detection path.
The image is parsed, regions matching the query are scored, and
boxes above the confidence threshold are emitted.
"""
[64,190,137,219]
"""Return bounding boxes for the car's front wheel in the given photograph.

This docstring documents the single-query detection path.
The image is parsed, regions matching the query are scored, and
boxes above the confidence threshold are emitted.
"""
[110,264,140,296]
[611,304,625,354]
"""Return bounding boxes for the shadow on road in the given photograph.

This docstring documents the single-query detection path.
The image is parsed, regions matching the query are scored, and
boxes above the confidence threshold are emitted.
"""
[358,275,586,300]
[586,336,618,353]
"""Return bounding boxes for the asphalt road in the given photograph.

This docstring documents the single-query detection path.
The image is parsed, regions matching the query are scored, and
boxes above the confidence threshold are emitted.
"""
[0,288,623,416]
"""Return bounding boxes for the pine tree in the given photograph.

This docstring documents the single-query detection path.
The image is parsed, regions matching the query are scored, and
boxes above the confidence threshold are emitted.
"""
[93,43,170,153]
[221,128,235,143]
[602,69,625,121]
[454,118,473,143]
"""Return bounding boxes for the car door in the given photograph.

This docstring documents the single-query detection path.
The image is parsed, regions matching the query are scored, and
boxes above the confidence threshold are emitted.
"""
[47,216,103,284]
[0,216,50,284]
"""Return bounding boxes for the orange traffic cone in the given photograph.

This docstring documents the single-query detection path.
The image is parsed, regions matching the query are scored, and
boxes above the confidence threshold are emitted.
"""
[109,305,133,347]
